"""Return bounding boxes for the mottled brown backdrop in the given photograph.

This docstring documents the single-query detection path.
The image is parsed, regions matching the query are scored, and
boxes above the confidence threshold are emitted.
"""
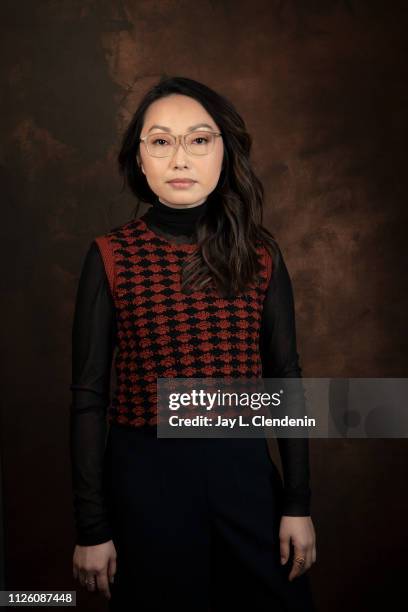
[1,1,407,610]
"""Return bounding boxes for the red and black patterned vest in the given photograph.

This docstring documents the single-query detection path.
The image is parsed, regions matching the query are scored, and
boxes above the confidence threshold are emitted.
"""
[95,217,272,428]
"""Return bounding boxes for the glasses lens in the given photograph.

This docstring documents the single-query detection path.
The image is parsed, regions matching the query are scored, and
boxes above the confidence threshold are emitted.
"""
[146,133,176,157]
[185,131,215,155]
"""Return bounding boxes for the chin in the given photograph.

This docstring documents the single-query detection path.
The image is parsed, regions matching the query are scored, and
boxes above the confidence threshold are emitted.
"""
[161,190,208,206]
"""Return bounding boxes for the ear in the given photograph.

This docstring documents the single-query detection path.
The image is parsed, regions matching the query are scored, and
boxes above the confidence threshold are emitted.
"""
[136,156,145,175]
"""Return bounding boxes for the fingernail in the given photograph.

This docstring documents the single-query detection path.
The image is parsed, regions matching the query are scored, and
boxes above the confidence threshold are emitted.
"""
[281,558,286,564]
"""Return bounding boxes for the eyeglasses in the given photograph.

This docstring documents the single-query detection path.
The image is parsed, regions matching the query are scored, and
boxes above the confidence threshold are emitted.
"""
[140,130,222,158]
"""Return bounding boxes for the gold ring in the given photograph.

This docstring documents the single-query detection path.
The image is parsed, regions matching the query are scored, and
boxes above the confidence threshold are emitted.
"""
[294,557,306,566]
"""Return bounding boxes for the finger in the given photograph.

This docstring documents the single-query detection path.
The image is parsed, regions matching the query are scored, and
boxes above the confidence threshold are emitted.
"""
[86,575,97,593]
[79,570,87,588]
[80,571,97,592]
[312,542,317,564]
[79,570,94,591]
[279,535,290,565]
[304,547,313,572]
[73,564,78,581]
[288,547,307,581]
[108,556,117,584]
[97,571,111,600]
[310,537,317,565]
[288,559,303,581]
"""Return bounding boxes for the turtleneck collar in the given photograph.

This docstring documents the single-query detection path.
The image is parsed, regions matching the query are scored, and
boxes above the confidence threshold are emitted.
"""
[142,193,210,237]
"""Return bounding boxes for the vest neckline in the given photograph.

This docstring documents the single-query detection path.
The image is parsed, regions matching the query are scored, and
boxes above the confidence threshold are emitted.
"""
[138,218,198,252]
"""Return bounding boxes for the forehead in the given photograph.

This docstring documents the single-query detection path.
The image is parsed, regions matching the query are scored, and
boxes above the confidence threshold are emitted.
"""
[142,94,218,132]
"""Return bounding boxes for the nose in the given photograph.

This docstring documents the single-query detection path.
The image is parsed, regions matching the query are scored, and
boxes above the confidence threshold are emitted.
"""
[170,136,189,167]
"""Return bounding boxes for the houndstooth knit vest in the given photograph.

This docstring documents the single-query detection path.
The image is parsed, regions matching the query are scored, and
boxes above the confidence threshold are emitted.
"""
[95,216,272,428]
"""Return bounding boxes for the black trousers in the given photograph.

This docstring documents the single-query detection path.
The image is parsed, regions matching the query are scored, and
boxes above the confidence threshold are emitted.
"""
[104,423,315,612]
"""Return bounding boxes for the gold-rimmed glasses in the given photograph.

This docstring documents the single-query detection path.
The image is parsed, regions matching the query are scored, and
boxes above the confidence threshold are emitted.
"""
[140,130,222,158]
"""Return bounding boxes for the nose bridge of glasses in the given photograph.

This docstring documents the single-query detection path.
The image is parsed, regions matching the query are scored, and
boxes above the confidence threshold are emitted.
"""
[171,133,188,158]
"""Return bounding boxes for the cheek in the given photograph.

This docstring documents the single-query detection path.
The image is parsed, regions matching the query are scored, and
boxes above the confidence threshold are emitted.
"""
[204,158,223,184]
[201,148,224,180]
[211,144,224,175]
[142,155,165,179]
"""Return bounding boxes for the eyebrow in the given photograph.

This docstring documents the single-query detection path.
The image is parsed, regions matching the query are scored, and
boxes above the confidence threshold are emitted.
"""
[147,122,216,133]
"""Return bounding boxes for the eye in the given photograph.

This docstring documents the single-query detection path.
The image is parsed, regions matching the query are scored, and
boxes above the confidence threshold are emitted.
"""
[192,136,209,145]
[152,138,170,146]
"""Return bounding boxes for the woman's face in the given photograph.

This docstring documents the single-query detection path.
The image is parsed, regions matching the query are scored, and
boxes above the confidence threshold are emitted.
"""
[138,94,224,208]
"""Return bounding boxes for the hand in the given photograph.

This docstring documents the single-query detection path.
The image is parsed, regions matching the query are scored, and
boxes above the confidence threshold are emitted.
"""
[279,516,316,582]
[73,540,117,600]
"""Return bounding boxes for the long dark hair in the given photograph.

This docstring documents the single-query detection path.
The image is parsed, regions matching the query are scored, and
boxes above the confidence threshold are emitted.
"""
[117,75,279,298]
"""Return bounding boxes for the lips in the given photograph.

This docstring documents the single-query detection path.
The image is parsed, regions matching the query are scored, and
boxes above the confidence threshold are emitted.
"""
[168,179,195,184]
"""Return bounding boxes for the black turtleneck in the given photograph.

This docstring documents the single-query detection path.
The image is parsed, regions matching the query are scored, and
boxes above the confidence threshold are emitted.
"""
[142,194,209,239]
[69,195,311,546]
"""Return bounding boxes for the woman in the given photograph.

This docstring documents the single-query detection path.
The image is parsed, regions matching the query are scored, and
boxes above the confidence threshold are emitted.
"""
[70,76,317,611]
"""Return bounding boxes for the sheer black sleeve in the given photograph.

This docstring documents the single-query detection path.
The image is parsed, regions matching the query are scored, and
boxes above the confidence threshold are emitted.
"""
[69,241,117,546]
[259,246,312,516]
